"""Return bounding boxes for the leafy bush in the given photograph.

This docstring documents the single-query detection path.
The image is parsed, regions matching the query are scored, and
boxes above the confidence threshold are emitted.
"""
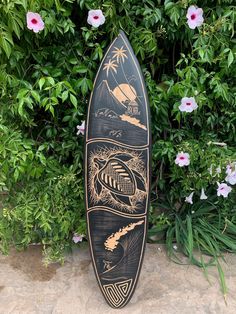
[0,0,235,282]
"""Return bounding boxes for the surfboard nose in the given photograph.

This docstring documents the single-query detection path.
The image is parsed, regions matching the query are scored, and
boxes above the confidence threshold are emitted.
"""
[118,29,126,38]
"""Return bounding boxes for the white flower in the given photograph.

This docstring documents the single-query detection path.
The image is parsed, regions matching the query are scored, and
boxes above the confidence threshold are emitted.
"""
[179,97,198,113]
[217,183,232,198]
[185,192,194,204]
[226,171,236,185]
[72,234,84,243]
[87,9,105,28]
[186,5,204,29]
[208,165,222,177]
[175,151,190,167]
[200,188,208,200]
[76,120,85,136]
[173,245,178,250]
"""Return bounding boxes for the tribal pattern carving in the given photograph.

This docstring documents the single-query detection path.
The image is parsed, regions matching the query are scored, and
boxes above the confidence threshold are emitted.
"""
[103,279,133,308]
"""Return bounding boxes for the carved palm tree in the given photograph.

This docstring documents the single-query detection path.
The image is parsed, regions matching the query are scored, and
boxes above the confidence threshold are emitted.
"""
[103,58,131,105]
[112,46,137,100]
[103,60,118,77]
[112,46,128,64]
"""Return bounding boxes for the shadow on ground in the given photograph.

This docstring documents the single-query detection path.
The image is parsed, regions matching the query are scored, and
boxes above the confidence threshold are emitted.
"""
[1,246,59,282]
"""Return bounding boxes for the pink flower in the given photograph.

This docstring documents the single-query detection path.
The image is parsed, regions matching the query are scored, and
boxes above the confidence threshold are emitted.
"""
[179,97,198,113]
[225,163,236,185]
[226,172,236,185]
[26,12,44,33]
[87,9,105,28]
[76,121,85,136]
[72,234,84,243]
[175,152,190,167]
[186,6,204,29]
[226,165,232,175]
[185,192,194,204]
[226,163,236,175]
[217,183,232,198]
[200,188,208,200]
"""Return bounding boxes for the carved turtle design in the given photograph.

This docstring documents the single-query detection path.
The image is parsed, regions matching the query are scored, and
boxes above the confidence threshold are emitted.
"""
[93,153,146,206]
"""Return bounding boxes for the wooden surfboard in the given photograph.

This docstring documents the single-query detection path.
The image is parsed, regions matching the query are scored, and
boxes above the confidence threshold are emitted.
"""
[85,30,151,308]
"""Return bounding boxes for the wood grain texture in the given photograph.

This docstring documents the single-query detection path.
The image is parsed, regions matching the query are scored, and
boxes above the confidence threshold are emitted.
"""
[85,30,151,308]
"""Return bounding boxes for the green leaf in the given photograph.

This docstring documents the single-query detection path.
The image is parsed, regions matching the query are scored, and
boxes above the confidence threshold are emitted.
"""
[164,1,174,10]
[47,77,55,86]
[228,50,234,67]
[70,94,78,108]
[170,7,180,26]
[48,104,55,116]
[14,169,19,181]
[31,91,40,103]
[55,84,62,96]
[17,89,28,99]
[187,216,193,260]
[61,90,69,102]
[72,65,88,74]
[199,49,205,60]
[62,115,71,122]
[10,18,21,39]
[15,0,27,10]
[1,37,12,58]
[217,261,227,300]
[39,78,46,90]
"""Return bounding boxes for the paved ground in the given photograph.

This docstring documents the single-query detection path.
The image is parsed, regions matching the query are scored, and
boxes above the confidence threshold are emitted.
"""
[0,244,236,314]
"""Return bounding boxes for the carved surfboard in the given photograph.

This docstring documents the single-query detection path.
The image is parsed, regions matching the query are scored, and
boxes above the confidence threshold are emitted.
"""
[85,30,151,308]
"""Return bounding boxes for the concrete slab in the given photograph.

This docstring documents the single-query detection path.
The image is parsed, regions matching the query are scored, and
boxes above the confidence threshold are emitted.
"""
[0,244,235,314]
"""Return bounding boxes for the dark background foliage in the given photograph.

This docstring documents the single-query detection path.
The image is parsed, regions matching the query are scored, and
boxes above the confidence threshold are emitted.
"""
[0,0,235,272]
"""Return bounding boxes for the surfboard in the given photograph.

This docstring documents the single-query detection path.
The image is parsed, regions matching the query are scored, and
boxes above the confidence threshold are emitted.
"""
[85,30,151,308]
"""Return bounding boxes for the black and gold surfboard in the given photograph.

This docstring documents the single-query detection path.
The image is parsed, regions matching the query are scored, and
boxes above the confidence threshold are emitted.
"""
[85,30,151,308]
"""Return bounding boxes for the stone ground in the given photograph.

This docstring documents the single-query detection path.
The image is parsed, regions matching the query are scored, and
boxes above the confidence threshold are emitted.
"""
[0,244,236,314]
